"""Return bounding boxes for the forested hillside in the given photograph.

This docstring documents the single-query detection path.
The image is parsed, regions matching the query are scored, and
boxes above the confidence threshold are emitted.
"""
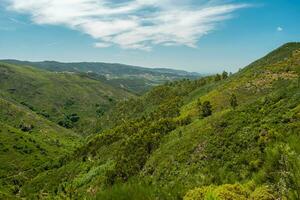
[0,63,134,135]
[0,97,80,198]
[0,43,300,199]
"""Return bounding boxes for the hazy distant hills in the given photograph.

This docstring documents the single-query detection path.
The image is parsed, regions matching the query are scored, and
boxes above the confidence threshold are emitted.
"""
[0,60,201,94]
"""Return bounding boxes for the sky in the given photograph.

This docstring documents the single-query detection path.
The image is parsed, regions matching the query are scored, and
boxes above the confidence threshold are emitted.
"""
[0,0,299,73]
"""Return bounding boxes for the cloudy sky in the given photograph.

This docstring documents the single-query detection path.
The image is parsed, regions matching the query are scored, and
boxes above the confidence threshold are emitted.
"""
[0,0,299,73]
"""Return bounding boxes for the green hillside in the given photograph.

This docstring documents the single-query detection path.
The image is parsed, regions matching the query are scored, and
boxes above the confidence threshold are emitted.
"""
[1,43,300,199]
[0,97,80,197]
[0,62,134,135]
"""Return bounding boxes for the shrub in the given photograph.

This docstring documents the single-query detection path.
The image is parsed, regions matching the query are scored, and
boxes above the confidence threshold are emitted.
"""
[201,101,212,117]
[19,123,34,132]
[184,186,215,200]
[250,186,276,200]
[58,118,73,129]
[58,113,80,128]
[69,114,80,123]
[184,184,276,200]
[214,184,248,200]
[37,110,50,118]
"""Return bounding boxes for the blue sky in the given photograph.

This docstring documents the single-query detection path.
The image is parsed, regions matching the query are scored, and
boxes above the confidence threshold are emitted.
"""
[0,0,299,73]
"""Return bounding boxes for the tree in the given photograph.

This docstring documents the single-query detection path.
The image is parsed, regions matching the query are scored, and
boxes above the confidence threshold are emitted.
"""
[201,101,212,117]
[222,71,228,79]
[215,74,221,81]
[230,94,238,109]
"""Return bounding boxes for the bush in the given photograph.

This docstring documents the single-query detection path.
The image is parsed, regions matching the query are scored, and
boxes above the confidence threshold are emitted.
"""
[184,186,215,200]
[37,110,50,118]
[58,118,73,129]
[58,113,80,128]
[201,101,212,118]
[96,182,172,200]
[184,184,276,200]
[250,186,276,200]
[19,123,34,132]
[69,114,80,123]
[214,184,248,200]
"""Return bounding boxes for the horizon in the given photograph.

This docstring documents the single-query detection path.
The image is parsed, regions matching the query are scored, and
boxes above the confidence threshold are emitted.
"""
[1,42,296,74]
[1,0,300,73]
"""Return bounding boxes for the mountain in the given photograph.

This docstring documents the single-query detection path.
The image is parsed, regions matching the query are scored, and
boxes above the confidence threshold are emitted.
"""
[0,60,201,94]
[1,42,300,199]
[0,62,134,135]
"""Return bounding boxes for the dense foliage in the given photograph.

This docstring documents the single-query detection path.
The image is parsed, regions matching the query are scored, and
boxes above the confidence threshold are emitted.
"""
[0,63,133,135]
[0,43,300,199]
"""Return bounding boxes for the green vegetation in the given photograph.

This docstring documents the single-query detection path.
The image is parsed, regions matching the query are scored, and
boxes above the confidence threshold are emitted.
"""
[0,62,134,135]
[0,42,300,199]
[0,97,80,196]
[184,184,275,200]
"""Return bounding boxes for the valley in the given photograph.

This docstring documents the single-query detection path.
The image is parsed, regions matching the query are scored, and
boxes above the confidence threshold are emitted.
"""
[0,43,299,199]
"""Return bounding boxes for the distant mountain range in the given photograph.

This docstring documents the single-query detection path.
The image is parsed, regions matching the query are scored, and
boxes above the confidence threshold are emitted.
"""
[0,60,201,94]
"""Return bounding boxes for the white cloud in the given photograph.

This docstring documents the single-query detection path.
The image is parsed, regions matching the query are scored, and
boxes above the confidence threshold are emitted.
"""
[6,0,248,50]
[94,42,111,48]
[277,26,283,32]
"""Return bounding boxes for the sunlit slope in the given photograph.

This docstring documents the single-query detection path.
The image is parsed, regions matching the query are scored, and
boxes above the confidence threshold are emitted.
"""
[180,42,300,117]
[142,42,300,198]
[7,42,300,199]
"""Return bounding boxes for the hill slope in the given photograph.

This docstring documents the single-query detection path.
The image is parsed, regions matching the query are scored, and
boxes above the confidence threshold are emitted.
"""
[0,62,134,135]
[2,42,300,199]
[0,97,80,197]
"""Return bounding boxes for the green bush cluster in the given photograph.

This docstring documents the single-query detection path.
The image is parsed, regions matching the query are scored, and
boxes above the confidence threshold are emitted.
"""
[58,113,80,128]
[184,184,275,200]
